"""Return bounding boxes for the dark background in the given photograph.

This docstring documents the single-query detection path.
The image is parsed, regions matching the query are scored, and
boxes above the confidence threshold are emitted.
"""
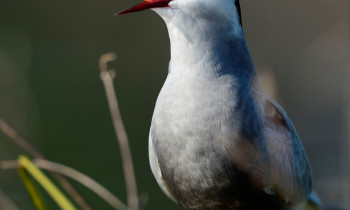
[0,0,349,209]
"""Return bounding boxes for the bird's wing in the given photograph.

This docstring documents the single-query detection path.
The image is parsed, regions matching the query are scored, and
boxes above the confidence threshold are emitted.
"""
[294,190,323,210]
[149,133,177,202]
[261,98,312,204]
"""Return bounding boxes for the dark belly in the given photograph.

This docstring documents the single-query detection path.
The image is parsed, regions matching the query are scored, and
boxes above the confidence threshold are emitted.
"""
[153,136,284,210]
[159,158,284,210]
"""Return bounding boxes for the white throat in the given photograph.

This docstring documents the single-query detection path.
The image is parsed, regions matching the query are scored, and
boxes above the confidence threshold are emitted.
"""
[153,2,253,77]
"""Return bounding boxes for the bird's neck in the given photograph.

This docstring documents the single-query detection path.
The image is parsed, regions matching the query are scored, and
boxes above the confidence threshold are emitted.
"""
[165,15,256,80]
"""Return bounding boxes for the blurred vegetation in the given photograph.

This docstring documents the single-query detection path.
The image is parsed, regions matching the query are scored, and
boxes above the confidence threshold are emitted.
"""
[0,0,349,209]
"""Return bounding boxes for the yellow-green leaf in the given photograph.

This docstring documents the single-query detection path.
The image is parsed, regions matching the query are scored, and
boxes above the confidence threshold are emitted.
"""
[18,167,47,210]
[18,155,77,210]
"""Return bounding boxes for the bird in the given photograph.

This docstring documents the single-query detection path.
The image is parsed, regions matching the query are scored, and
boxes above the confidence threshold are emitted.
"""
[118,0,322,209]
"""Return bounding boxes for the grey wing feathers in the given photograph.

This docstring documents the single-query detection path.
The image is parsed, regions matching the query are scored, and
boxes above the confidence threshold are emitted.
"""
[149,132,177,202]
[263,98,312,204]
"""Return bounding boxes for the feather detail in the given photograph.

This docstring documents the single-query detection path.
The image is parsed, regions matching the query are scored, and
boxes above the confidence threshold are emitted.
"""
[262,98,312,204]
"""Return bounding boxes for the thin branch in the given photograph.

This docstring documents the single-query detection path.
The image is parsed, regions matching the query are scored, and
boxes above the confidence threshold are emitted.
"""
[0,189,20,210]
[99,52,139,210]
[34,159,129,210]
[0,119,44,158]
[1,159,128,210]
[1,160,19,169]
[0,118,93,210]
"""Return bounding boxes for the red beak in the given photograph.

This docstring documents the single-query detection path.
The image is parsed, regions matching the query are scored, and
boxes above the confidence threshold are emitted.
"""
[116,0,172,15]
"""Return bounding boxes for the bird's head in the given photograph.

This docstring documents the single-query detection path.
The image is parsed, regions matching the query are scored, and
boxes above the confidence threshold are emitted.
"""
[117,0,242,28]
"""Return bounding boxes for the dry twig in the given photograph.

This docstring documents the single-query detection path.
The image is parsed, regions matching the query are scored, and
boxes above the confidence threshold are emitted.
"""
[33,159,129,210]
[1,159,128,210]
[0,188,20,210]
[0,118,93,210]
[99,52,139,210]
[0,119,44,158]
